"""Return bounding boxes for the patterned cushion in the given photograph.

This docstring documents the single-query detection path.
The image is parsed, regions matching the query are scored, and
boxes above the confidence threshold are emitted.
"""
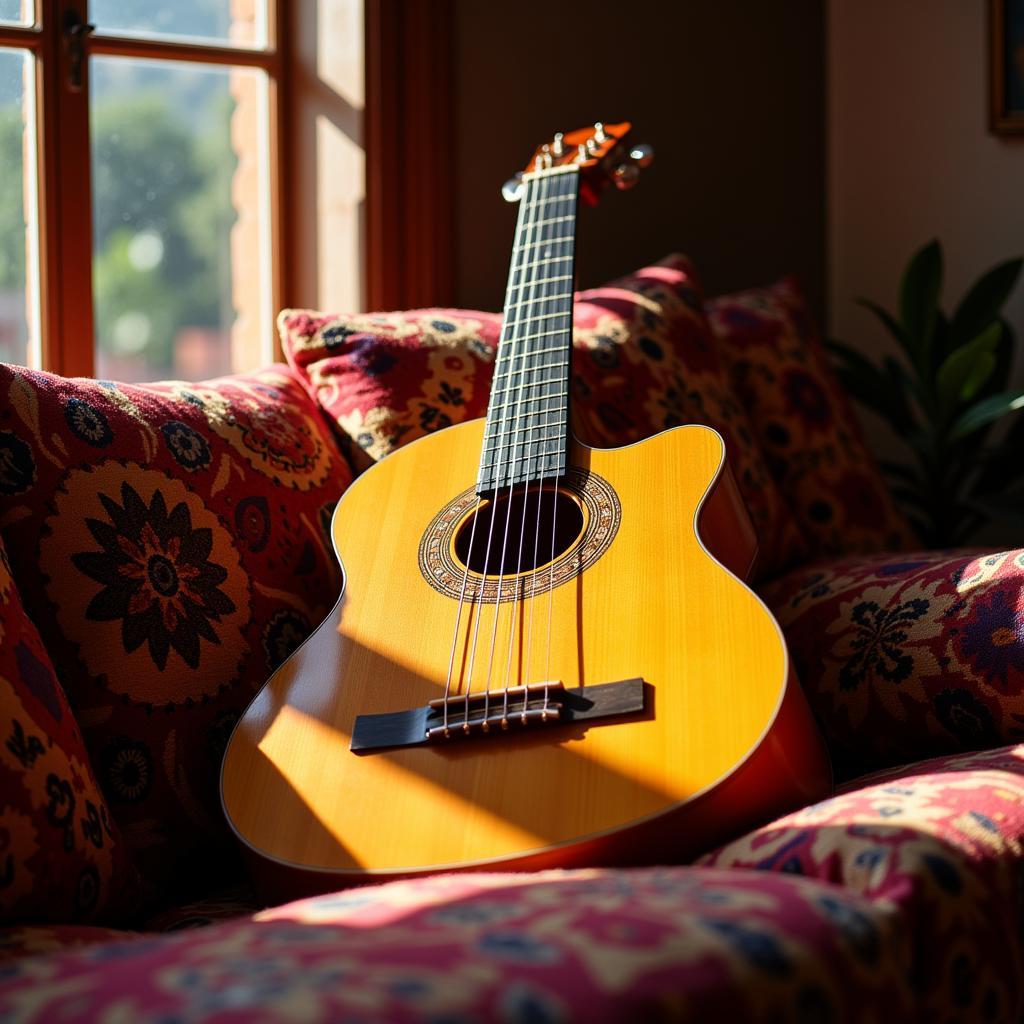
[707,278,916,563]
[0,364,352,901]
[0,536,137,925]
[279,256,807,579]
[0,868,915,1021]
[763,548,1024,778]
[0,924,138,964]
[700,744,1024,1021]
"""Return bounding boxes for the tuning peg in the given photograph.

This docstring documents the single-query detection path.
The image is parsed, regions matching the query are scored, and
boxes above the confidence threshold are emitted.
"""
[629,143,654,168]
[552,132,565,157]
[501,172,524,203]
[612,163,640,190]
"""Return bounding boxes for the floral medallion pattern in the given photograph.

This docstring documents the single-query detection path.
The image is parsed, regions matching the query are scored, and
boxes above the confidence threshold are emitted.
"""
[0,363,350,895]
[764,547,1024,777]
[0,535,137,925]
[707,278,916,560]
[42,464,250,696]
[279,258,808,579]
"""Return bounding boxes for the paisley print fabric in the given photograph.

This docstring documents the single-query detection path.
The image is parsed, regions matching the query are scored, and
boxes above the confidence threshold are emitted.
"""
[701,744,1024,1022]
[707,278,916,561]
[279,256,807,579]
[280,307,501,473]
[0,363,351,899]
[0,868,916,1021]
[0,535,137,924]
[764,547,1024,778]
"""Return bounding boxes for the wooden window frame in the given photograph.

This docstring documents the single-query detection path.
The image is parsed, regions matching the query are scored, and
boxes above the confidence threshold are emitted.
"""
[0,0,288,377]
[2,0,454,378]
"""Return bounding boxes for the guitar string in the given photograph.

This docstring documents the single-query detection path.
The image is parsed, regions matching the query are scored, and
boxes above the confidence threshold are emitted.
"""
[461,170,547,731]
[498,167,564,721]
[522,170,577,717]
[542,174,577,714]
[481,166,557,726]
[440,172,533,733]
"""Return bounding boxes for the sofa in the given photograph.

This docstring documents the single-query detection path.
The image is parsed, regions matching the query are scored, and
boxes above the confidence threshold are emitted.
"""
[0,255,1021,1022]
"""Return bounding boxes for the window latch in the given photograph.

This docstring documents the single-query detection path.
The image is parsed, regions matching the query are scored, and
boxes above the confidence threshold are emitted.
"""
[63,9,96,92]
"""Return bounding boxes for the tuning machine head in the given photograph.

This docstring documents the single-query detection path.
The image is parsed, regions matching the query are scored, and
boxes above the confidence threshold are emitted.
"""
[611,142,654,190]
[501,172,524,203]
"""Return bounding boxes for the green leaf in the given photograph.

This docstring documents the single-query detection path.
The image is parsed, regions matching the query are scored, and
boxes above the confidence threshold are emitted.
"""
[899,240,943,370]
[950,389,1024,439]
[854,297,914,358]
[827,340,915,431]
[949,257,1024,346]
[935,322,1002,411]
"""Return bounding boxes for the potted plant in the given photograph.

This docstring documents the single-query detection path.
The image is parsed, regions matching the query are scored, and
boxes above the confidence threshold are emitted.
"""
[829,240,1024,547]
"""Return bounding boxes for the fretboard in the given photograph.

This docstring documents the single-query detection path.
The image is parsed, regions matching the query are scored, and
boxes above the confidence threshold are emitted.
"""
[477,166,579,494]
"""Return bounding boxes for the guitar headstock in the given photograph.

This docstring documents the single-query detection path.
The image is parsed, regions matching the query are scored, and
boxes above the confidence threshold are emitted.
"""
[501,122,654,207]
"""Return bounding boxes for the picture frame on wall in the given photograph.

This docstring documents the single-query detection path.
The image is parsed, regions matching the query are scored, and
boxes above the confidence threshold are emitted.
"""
[992,0,1024,134]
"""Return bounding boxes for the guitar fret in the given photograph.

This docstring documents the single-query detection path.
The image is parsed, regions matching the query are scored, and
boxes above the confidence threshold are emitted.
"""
[493,359,568,381]
[489,372,566,398]
[489,390,567,412]
[483,406,568,436]
[507,273,574,290]
[512,235,574,253]
[508,310,571,327]
[511,254,574,274]
[482,433,565,455]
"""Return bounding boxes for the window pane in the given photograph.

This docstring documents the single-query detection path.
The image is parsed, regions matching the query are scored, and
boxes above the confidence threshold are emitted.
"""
[90,0,266,48]
[90,57,271,382]
[0,48,39,368]
[0,1,33,27]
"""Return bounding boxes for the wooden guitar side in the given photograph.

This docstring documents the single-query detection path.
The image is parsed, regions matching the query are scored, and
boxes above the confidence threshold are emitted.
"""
[222,419,831,901]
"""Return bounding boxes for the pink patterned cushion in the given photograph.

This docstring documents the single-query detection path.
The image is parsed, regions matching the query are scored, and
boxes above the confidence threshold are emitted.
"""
[762,547,1024,777]
[701,744,1024,1021]
[0,924,138,964]
[708,279,916,562]
[0,868,914,1021]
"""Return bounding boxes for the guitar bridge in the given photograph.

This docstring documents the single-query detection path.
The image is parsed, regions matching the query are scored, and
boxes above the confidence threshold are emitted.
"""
[350,677,645,753]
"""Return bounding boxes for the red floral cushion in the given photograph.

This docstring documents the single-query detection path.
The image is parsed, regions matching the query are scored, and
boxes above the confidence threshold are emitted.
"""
[0,535,137,924]
[279,256,807,578]
[701,744,1024,1021]
[707,278,916,562]
[762,547,1024,778]
[0,868,916,1021]
[0,364,352,902]
[0,924,139,964]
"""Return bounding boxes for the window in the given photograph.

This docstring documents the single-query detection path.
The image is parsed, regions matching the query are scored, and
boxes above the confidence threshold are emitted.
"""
[0,0,282,379]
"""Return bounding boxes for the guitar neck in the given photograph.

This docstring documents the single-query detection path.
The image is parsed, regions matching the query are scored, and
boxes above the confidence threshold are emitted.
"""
[477,166,580,495]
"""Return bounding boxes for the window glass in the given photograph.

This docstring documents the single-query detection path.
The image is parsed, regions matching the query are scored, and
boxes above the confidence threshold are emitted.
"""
[90,57,270,382]
[90,0,266,48]
[0,1,33,27]
[0,47,39,368]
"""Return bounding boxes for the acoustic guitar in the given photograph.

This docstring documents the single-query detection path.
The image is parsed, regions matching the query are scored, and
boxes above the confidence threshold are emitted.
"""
[222,123,831,899]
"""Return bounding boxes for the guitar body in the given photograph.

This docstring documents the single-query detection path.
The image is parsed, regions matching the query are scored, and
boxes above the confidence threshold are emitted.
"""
[222,419,831,901]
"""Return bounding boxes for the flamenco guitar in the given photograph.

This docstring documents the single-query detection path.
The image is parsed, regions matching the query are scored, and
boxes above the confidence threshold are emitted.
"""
[222,123,831,899]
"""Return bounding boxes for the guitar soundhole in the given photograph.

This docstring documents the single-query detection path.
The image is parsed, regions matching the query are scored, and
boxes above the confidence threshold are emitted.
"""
[453,486,585,577]
[419,468,621,603]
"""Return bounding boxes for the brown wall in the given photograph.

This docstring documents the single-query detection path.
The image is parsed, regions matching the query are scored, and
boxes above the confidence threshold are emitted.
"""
[451,0,825,314]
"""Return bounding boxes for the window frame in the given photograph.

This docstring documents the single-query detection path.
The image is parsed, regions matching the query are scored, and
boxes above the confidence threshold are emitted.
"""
[0,0,288,377]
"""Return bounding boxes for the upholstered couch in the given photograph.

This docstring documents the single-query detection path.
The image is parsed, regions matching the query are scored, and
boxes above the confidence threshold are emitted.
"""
[0,256,1021,1021]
